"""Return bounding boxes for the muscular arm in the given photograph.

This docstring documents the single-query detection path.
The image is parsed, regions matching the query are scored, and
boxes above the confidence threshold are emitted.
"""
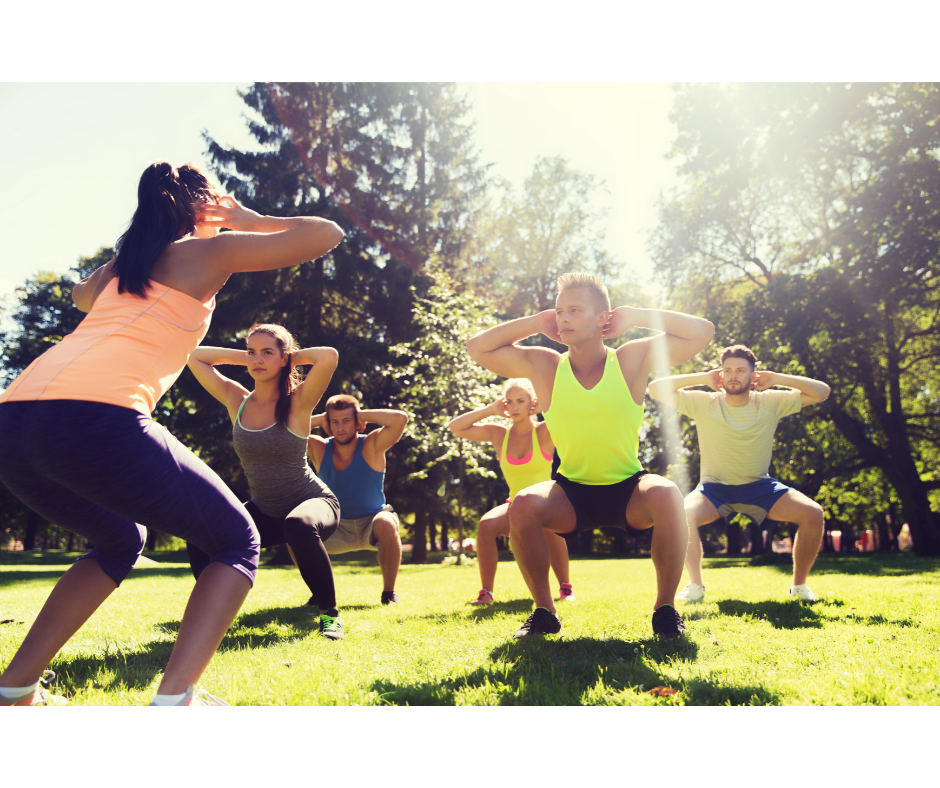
[72,258,117,312]
[306,434,328,471]
[466,311,561,396]
[186,347,250,418]
[360,409,409,455]
[292,347,339,414]
[754,371,831,407]
[610,307,715,400]
[157,198,345,302]
[648,370,721,408]
[447,400,506,444]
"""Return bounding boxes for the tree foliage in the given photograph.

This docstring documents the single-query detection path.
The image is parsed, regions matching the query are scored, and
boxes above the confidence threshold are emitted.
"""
[653,82,940,555]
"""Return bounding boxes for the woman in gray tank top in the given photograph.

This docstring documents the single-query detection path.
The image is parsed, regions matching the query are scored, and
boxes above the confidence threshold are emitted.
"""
[186,323,345,640]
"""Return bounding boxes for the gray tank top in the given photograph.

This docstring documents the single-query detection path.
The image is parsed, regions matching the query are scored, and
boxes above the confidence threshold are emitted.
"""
[232,393,330,518]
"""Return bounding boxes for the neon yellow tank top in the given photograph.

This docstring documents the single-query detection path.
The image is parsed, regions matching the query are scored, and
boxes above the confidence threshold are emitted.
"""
[543,346,644,485]
[498,424,553,501]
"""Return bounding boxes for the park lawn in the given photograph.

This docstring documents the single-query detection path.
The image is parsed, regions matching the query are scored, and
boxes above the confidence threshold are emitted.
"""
[1,550,939,706]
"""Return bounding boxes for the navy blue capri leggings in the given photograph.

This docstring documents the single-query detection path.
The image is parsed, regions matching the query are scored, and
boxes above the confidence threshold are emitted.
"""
[0,400,260,587]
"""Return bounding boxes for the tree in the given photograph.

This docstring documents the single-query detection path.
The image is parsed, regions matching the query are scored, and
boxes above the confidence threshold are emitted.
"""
[653,82,940,555]
[468,155,626,317]
[1,248,110,385]
[385,270,504,562]
[189,83,492,522]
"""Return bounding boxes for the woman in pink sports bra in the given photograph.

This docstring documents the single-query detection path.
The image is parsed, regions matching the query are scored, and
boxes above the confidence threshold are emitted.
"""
[0,161,343,706]
[448,378,576,605]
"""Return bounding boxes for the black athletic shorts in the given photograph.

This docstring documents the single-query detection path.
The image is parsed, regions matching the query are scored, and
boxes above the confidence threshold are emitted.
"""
[552,470,649,541]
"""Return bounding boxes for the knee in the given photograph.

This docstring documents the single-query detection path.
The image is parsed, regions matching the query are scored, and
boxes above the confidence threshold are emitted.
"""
[283,517,320,542]
[801,503,825,530]
[478,516,502,540]
[87,523,147,586]
[508,492,543,532]
[646,479,683,512]
[373,515,400,544]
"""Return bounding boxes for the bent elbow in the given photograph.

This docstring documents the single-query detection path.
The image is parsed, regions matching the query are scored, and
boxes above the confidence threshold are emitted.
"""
[71,284,89,313]
[819,384,831,401]
[329,221,345,244]
[466,336,482,363]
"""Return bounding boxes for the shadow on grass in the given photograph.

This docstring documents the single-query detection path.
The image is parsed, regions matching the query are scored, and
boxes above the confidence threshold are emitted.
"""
[716,599,823,629]
[466,599,536,618]
[369,635,780,706]
[0,564,199,589]
[750,553,939,578]
[156,605,320,651]
[47,640,177,695]
[43,601,328,698]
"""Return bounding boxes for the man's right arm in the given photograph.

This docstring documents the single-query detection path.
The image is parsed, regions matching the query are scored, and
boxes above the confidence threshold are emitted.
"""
[648,370,721,408]
[306,434,327,471]
[466,310,561,380]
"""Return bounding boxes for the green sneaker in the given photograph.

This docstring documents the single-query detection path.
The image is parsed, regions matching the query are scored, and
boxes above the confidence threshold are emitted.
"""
[319,612,345,640]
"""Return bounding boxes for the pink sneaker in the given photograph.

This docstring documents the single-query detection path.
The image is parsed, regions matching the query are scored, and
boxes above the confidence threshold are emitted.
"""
[559,583,576,602]
[470,588,494,604]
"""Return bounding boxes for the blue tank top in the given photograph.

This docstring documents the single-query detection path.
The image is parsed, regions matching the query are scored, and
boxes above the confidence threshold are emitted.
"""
[317,435,386,519]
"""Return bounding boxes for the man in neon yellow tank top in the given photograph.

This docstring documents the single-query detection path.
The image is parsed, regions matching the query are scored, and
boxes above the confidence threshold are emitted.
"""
[467,272,715,639]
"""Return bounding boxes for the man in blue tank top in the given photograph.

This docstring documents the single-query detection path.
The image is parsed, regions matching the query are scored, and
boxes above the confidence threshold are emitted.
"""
[307,394,409,605]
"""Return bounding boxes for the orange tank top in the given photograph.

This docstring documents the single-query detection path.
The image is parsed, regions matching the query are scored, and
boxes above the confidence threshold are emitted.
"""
[0,278,214,416]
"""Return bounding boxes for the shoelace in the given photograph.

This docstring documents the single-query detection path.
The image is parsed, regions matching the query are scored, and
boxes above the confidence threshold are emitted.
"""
[321,615,339,630]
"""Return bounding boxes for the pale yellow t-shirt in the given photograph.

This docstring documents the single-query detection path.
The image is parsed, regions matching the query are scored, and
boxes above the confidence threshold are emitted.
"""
[677,388,803,485]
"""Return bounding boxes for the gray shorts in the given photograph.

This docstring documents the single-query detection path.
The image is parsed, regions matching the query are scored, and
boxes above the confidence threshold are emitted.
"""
[323,504,399,554]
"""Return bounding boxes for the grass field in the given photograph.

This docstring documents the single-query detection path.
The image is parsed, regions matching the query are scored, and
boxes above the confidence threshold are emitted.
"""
[1,549,939,706]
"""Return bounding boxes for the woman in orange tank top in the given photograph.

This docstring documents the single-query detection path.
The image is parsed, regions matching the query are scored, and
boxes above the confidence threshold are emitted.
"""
[447,379,575,606]
[0,161,344,706]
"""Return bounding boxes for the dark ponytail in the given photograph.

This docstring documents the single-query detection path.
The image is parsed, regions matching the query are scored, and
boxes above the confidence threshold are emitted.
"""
[114,162,217,297]
[246,324,303,427]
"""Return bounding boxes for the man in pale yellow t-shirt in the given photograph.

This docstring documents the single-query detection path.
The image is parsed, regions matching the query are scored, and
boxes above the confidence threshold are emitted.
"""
[649,345,831,603]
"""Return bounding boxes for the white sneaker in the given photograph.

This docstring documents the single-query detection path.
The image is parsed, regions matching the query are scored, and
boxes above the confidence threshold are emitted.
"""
[789,584,819,602]
[149,685,231,706]
[676,582,706,603]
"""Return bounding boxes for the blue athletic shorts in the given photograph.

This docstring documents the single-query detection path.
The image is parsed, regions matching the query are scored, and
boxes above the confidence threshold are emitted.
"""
[695,478,792,525]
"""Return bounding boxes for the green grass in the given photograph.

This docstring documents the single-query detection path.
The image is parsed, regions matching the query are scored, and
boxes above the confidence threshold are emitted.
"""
[1,550,939,705]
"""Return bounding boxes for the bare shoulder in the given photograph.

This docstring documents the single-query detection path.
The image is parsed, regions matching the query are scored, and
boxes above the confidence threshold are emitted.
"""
[306,435,327,466]
[529,347,563,399]
[152,237,229,301]
[615,338,649,367]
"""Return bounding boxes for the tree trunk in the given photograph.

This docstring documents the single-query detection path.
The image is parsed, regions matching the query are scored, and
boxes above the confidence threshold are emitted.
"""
[457,451,466,560]
[24,510,39,551]
[612,530,628,555]
[411,508,428,564]
[578,528,593,555]
[439,516,449,552]
[748,520,765,555]
[427,515,437,554]
[267,543,295,566]
[877,513,893,552]
[726,518,742,554]
[66,531,75,552]
[146,529,158,552]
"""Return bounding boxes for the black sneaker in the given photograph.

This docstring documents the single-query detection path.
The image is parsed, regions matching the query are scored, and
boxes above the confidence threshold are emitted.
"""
[319,612,345,640]
[513,607,561,639]
[652,604,687,639]
[381,590,401,605]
